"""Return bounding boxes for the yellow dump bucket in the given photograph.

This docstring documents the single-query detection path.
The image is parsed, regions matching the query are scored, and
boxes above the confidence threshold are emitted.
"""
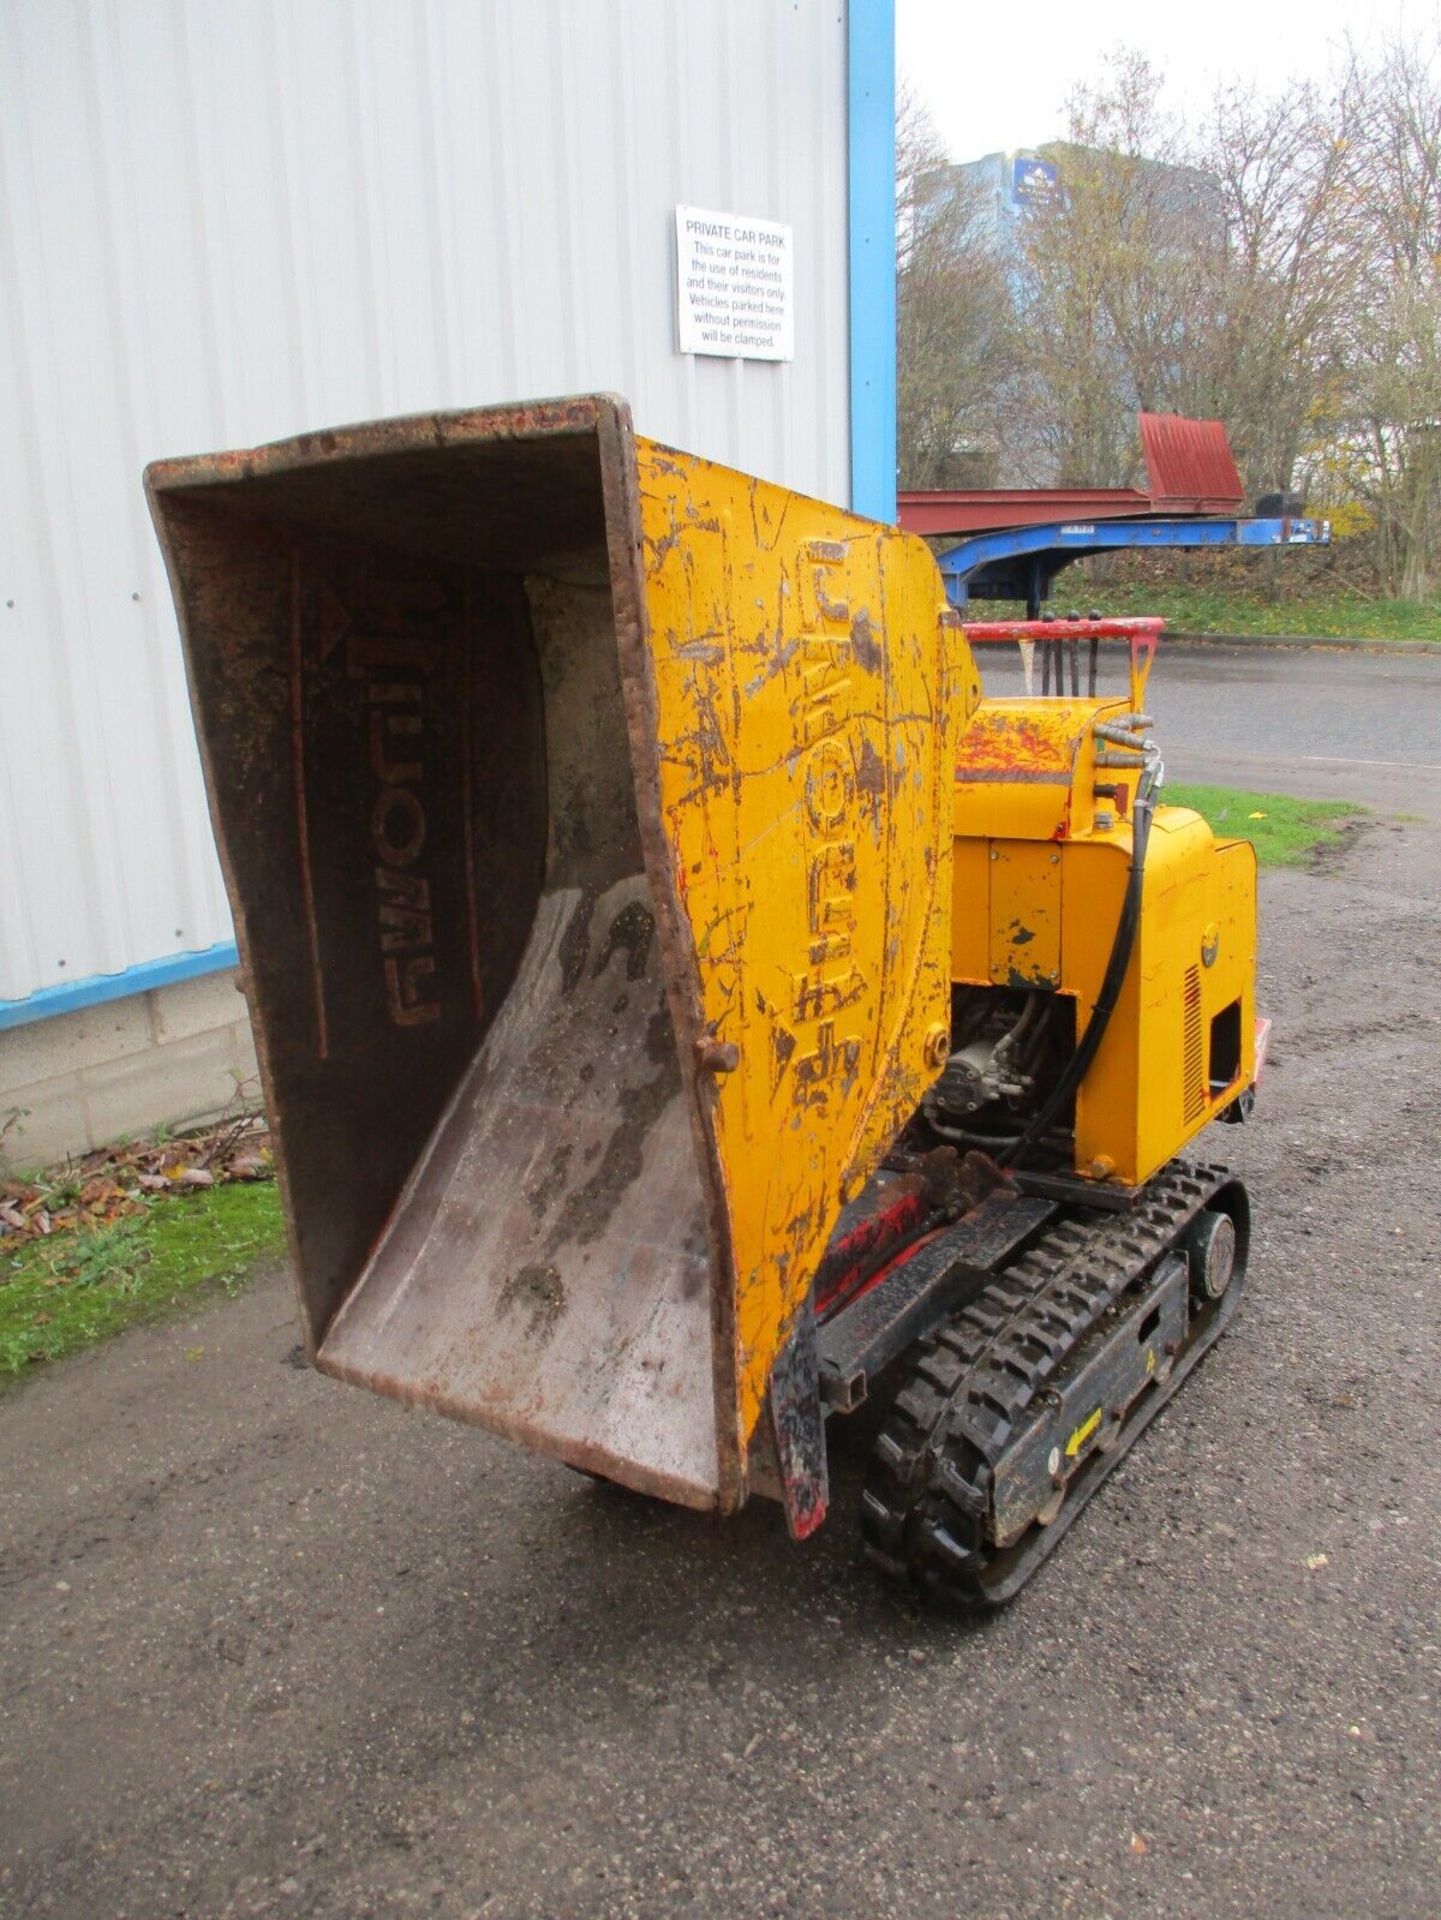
[146,396,970,1517]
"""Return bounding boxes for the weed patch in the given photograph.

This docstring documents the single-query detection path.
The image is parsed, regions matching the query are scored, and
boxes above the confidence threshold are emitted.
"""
[1092,584,1438,644]
[0,1181,285,1386]
[1166,784,1370,868]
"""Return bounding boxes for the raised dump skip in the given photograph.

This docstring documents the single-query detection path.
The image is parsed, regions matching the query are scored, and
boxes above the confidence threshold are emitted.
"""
[146,396,968,1515]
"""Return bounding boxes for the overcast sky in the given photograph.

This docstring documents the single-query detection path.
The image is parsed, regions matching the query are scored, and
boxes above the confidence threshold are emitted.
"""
[896,0,1441,162]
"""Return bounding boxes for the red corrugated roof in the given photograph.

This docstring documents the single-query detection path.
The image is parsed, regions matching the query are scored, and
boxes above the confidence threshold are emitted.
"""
[897,413,1244,535]
[1138,411,1243,510]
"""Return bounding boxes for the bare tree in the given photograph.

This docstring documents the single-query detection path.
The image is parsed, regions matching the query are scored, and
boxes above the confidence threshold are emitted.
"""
[896,36,1441,600]
[1190,75,1361,496]
[895,82,1017,488]
[1336,36,1441,595]
[1018,54,1234,485]
[1017,53,1356,497]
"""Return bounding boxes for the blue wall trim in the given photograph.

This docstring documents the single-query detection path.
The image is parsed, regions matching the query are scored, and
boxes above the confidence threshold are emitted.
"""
[847,0,897,524]
[0,941,240,1033]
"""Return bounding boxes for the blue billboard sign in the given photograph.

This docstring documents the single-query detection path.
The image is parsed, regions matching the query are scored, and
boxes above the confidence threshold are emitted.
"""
[1012,155,1059,206]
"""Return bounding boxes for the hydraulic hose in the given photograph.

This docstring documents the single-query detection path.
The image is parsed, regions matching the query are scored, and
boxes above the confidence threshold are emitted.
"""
[1000,768,1158,1170]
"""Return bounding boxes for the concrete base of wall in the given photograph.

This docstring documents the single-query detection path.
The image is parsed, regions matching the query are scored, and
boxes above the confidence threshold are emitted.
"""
[0,971,259,1172]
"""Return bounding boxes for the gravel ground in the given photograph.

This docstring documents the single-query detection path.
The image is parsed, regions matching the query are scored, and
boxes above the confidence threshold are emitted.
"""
[3,663,1439,1920]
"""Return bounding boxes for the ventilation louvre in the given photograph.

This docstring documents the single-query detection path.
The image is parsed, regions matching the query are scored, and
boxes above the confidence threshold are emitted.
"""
[1183,966,1206,1122]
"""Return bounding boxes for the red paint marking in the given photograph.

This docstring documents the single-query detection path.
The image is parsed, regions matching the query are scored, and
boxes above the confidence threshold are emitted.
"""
[787,1498,828,1542]
[813,1185,931,1316]
[962,617,1165,643]
[832,1225,949,1315]
[289,548,329,1061]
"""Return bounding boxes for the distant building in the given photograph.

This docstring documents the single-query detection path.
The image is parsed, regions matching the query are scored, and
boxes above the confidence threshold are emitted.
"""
[928,145,1224,270]
[937,150,1061,260]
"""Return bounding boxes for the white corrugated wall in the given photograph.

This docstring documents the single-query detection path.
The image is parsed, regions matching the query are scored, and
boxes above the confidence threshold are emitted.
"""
[0,0,852,1007]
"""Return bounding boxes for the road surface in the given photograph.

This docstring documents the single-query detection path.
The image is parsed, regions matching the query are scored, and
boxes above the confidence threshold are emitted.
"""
[981,637,1441,808]
[4,644,1439,1920]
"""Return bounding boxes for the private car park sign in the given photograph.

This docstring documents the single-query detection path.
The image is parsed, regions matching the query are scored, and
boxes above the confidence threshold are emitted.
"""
[675,205,794,361]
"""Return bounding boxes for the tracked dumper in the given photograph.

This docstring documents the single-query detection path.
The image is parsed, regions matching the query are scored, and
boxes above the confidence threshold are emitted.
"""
[147,396,1258,1606]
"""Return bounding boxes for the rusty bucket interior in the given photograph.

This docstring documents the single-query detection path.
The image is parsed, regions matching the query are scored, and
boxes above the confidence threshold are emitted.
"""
[147,398,734,1508]
[147,396,962,1516]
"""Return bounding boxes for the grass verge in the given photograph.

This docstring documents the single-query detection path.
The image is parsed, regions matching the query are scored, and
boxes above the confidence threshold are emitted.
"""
[1166,783,1370,867]
[1096,583,1438,643]
[0,1180,285,1388]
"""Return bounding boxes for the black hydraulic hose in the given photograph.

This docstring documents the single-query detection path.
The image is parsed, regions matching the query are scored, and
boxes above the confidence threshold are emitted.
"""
[1000,781,1156,1169]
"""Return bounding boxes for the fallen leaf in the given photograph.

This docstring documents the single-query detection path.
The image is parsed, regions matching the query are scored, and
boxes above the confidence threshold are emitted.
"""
[1130,1833,1149,1856]
[1306,1552,1329,1570]
[1247,811,1268,820]
[1,1107,270,1248]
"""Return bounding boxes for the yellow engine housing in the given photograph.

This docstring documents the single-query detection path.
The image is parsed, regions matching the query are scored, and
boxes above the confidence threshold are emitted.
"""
[950,691,1257,1189]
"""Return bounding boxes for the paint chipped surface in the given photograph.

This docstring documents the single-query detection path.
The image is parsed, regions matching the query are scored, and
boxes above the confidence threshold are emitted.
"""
[636,441,975,1447]
[153,394,976,1517]
[954,696,1131,843]
[988,842,1063,988]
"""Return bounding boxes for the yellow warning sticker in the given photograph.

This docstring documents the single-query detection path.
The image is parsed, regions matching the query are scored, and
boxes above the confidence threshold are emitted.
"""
[1065,1407,1102,1458]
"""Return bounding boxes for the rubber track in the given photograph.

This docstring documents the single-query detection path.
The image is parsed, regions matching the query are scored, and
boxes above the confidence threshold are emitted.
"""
[861,1159,1236,1607]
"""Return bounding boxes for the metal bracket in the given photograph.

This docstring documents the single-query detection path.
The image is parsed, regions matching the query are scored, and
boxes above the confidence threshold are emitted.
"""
[818,1193,1056,1412]
[764,1297,829,1541]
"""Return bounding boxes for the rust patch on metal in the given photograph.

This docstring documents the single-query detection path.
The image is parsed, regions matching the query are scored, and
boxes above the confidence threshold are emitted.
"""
[854,734,888,803]
[850,607,883,676]
[497,1263,567,1341]
[967,709,1077,773]
[771,1023,798,1091]
[695,1037,741,1073]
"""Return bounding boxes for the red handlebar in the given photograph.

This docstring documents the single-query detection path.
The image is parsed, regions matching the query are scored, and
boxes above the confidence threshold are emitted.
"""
[959,617,1166,642]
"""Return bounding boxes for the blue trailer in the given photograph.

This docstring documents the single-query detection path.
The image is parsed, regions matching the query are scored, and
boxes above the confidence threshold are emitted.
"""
[935,513,1331,618]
